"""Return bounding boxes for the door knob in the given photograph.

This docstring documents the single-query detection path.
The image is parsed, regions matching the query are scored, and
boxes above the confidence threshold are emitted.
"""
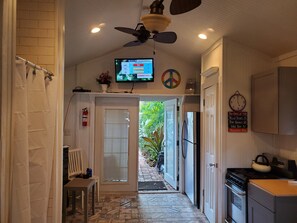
[209,163,217,168]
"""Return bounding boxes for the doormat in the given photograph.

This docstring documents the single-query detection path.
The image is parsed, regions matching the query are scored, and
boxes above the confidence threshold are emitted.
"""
[138,181,167,191]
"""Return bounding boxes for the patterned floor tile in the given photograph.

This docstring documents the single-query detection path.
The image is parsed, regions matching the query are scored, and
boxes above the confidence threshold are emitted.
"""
[64,153,208,222]
[64,193,209,223]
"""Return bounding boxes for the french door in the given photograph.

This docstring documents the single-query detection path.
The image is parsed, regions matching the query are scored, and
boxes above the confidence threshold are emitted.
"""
[163,99,178,189]
[95,97,139,192]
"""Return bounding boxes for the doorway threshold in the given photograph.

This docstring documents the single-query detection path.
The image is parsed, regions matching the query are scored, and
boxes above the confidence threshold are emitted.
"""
[138,190,179,194]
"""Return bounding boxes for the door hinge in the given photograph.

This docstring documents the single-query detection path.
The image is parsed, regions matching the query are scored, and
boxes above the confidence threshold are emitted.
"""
[203,189,204,197]
[203,99,205,106]
[177,106,180,112]
[177,140,179,146]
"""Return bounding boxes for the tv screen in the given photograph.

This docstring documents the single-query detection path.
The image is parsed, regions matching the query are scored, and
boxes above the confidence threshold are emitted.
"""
[115,58,154,82]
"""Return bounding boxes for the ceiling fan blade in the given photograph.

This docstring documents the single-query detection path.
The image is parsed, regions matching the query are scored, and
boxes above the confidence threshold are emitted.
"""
[170,0,201,15]
[115,27,140,35]
[153,32,177,44]
[123,40,142,47]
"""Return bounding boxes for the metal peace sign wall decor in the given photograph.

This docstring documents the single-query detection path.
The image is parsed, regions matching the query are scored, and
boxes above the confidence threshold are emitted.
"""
[161,69,181,89]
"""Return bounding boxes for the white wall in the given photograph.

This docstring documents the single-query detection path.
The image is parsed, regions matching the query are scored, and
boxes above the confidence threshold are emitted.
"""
[223,39,274,168]
[64,45,200,151]
[63,46,200,177]
[64,66,76,147]
[201,37,275,223]
[65,44,199,95]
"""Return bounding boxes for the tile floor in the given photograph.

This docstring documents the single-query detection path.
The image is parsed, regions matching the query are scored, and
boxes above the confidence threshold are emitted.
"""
[65,193,209,223]
[64,153,209,222]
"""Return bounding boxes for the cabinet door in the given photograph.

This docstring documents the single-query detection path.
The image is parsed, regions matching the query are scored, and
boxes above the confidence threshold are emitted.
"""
[278,67,297,135]
[248,197,275,223]
[251,71,278,134]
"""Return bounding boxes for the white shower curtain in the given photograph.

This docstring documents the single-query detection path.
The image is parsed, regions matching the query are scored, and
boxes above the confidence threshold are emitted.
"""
[11,60,57,223]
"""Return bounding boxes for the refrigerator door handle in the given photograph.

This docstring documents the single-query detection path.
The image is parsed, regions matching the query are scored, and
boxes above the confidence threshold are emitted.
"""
[183,138,196,145]
[182,120,187,159]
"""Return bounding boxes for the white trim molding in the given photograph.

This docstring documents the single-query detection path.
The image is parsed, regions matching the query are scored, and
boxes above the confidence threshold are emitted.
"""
[201,67,219,78]
[52,0,65,222]
[1,0,16,222]
[274,49,297,63]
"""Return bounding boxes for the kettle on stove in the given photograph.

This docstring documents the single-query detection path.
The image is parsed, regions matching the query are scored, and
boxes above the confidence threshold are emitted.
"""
[252,154,271,173]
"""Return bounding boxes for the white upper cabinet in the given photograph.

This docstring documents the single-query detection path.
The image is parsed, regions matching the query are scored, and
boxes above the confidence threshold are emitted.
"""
[251,67,297,135]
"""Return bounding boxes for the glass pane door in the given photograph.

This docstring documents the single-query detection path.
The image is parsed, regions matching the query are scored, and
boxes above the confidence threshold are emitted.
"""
[103,109,129,182]
[95,97,139,192]
[164,99,178,189]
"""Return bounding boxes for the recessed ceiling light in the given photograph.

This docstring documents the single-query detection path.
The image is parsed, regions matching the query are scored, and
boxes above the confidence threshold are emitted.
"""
[91,27,100,33]
[198,33,207,39]
[207,28,215,32]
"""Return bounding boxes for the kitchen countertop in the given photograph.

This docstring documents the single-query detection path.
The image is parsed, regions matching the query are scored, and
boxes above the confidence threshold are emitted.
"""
[249,179,297,196]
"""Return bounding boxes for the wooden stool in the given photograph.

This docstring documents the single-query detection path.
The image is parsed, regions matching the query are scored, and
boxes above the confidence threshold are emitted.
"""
[62,178,96,223]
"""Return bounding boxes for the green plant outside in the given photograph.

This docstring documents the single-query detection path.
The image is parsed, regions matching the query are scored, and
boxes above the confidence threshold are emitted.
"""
[142,126,164,165]
[139,101,164,165]
[139,101,164,148]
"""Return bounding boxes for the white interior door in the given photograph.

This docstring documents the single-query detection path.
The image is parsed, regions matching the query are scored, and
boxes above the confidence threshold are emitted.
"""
[204,85,217,223]
[164,99,178,189]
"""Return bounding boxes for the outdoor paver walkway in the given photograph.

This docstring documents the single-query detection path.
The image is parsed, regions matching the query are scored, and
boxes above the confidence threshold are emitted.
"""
[138,152,174,191]
[138,153,163,182]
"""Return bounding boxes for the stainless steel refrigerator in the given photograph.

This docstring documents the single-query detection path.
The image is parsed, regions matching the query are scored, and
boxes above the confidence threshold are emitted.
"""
[182,112,200,207]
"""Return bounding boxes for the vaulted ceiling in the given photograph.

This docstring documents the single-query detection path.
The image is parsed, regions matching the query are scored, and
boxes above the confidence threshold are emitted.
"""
[65,0,297,68]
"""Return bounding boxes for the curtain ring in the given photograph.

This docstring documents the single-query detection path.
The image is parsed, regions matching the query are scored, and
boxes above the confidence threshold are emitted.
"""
[45,75,52,81]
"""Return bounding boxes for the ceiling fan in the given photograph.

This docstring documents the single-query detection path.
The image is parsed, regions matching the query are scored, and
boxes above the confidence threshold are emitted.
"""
[115,23,177,47]
[114,0,201,47]
[169,0,202,15]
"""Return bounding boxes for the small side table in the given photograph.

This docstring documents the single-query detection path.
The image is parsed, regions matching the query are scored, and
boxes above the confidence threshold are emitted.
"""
[62,178,96,223]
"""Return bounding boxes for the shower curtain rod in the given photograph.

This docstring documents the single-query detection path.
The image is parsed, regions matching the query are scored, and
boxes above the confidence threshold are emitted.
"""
[16,55,54,80]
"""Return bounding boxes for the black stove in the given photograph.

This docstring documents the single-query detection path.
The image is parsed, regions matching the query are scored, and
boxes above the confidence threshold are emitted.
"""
[225,158,297,223]
[226,168,280,190]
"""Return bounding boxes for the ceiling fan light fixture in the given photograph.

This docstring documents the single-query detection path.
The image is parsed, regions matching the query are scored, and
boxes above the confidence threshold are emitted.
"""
[141,14,171,33]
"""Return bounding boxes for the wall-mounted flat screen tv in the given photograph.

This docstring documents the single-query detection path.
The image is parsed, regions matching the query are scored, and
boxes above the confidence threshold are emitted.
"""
[115,58,154,83]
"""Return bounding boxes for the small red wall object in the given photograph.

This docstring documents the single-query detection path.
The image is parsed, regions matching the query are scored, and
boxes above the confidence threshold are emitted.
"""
[82,107,88,126]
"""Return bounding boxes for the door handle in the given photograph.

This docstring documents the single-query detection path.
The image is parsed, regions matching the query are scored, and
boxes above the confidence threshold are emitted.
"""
[209,163,217,168]
[182,120,187,159]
